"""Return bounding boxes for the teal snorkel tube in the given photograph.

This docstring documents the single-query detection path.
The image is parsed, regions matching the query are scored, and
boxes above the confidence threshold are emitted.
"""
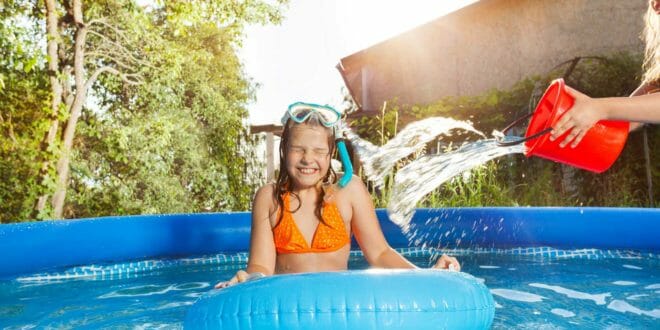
[336,138,353,188]
[335,121,353,188]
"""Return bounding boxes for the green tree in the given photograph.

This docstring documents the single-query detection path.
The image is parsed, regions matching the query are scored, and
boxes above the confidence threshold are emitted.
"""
[0,1,53,221]
[1,0,286,222]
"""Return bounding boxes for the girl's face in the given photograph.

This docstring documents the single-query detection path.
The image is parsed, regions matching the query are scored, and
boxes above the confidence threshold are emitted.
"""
[285,123,332,190]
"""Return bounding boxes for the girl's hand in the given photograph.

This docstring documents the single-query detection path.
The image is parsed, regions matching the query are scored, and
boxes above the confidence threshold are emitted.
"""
[214,270,249,289]
[549,85,605,148]
[433,254,461,271]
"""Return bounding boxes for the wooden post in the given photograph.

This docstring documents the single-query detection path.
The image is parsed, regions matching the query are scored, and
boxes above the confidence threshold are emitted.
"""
[266,132,274,182]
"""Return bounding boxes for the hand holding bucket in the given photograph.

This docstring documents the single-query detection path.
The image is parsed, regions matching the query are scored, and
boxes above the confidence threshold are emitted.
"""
[496,79,629,173]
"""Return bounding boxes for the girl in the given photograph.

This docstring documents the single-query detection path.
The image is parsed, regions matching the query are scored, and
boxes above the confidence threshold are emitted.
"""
[216,102,460,288]
[550,0,660,147]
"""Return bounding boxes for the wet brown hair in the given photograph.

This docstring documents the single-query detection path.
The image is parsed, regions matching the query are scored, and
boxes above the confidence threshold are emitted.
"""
[273,115,337,225]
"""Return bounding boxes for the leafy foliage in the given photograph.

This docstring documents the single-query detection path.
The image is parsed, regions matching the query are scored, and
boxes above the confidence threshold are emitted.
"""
[1,0,286,222]
[0,2,56,221]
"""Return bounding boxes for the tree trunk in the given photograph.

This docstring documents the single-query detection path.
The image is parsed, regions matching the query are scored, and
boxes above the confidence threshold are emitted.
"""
[34,0,64,218]
[52,0,88,218]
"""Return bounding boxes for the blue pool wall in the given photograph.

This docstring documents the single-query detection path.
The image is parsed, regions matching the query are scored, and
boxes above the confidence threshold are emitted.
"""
[1,207,658,279]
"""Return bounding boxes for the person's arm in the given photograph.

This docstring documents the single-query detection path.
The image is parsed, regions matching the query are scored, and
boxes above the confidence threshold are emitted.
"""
[628,82,658,131]
[348,176,460,271]
[215,185,277,289]
[550,85,660,148]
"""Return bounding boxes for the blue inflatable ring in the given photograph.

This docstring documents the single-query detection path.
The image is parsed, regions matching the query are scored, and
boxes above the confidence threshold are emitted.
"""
[185,269,495,329]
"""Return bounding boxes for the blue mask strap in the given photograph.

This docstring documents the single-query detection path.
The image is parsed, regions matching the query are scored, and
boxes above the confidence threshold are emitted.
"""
[336,138,353,188]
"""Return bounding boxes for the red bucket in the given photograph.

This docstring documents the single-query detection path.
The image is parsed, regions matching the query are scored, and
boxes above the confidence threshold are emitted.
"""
[498,79,629,173]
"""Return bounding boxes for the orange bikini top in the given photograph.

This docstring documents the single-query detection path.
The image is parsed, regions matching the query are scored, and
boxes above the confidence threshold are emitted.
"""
[272,193,350,254]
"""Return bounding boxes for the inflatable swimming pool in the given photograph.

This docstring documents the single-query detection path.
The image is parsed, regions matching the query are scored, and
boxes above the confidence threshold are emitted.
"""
[1,207,658,329]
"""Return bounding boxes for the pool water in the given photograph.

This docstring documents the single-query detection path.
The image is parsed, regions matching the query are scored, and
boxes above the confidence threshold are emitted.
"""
[1,247,658,329]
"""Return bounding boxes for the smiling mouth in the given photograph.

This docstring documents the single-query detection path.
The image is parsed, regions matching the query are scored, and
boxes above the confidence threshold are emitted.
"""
[299,168,318,175]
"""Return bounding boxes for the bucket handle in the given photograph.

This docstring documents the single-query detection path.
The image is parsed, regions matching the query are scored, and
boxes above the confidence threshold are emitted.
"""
[495,112,553,147]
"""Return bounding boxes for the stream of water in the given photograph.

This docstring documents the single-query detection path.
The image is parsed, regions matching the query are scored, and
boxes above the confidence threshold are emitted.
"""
[345,117,525,231]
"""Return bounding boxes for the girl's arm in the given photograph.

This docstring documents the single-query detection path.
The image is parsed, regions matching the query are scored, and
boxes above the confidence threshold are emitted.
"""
[550,84,660,148]
[215,185,277,288]
[348,176,460,271]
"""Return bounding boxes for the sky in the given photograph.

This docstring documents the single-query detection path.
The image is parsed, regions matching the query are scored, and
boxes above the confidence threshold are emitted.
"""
[240,0,478,125]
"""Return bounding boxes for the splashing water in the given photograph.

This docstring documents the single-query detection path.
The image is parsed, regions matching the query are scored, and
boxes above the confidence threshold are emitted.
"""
[387,139,524,231]
[345,116,526,232]
[344,117,485,187]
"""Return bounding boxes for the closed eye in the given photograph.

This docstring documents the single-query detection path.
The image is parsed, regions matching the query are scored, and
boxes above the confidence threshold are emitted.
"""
[313,148,330,156]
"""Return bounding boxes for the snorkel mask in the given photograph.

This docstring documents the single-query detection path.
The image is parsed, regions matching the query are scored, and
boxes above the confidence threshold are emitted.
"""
[282,102,353,188]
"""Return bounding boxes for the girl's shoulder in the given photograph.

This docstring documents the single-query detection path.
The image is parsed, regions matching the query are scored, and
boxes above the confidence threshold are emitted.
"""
[333,175,368,197]
[344,174,366,188]
[253,183,278,210]
[255,183,276,197]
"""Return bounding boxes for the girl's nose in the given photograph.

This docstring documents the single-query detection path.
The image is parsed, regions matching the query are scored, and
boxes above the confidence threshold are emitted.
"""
[300,151,311,163]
